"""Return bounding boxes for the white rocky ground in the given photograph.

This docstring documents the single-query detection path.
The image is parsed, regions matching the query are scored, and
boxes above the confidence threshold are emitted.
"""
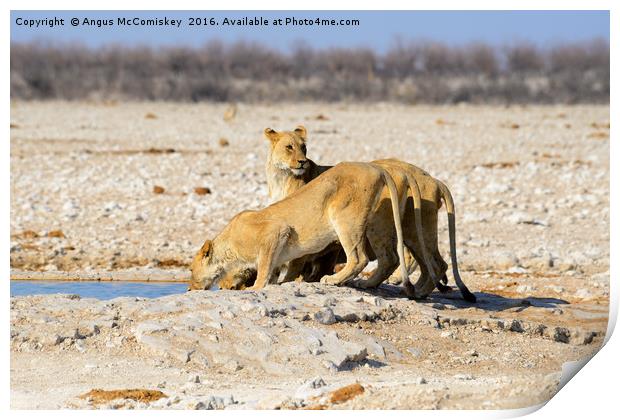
[9,102,610,409]
[10,280,608,409]
[10,102,609,275]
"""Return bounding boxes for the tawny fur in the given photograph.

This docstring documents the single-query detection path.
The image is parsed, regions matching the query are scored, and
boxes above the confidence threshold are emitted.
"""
[264,126,330,202]
[189,162,420,293]
[258,126,475,302]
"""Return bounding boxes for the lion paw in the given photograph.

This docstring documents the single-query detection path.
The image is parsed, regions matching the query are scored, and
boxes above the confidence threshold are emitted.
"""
[320,275,341,286]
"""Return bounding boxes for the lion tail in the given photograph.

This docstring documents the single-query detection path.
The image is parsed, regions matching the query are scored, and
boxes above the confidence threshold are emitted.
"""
[403,173,446,297]
[435,179,476,303]
[374,165,410,291]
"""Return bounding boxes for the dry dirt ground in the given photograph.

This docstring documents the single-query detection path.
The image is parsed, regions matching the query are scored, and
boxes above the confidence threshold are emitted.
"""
[9,102,610,409]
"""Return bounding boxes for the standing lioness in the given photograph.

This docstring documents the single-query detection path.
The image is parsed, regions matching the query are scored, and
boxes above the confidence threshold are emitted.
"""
[189,162,429,293]
[262,126,476,302]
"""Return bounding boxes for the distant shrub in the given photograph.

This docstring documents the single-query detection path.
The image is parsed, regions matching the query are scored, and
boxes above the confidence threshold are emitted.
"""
[505,43,545,74]
[10,39,609,103]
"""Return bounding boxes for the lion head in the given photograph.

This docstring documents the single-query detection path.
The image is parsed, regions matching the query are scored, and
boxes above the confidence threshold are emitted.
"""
[188,238,258,291]
[264,126,309,176]
[188,239,223,291]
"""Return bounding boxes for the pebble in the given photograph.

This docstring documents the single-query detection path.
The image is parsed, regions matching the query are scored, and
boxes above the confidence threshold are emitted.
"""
[223,360,242,372]
[408,348,422,358]
[294,377,327,399]
[322,297,337,307]
[322,361,339,373]
[440,331,456,339]
[575,288,593,299]
[74,339,86,353]
[507,266,528,274]
[193,401,208,410]
[314,308,336,325]
[516,285,535,293]
[493,251,519,268]
[453,373,474,380]
[553,327,571,343]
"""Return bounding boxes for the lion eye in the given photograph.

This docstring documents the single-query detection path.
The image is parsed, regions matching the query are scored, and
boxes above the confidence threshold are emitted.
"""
[286,145,293,151]
[301,144,307,154]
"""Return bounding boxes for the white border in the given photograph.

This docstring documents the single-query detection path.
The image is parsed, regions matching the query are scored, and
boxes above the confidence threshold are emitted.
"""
[3,1,616,419]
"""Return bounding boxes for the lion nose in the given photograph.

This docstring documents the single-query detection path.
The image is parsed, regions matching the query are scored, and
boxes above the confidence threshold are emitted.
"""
[298,159,307,165]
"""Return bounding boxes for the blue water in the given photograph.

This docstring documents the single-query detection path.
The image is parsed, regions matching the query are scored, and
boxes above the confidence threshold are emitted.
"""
[10,281,188,300]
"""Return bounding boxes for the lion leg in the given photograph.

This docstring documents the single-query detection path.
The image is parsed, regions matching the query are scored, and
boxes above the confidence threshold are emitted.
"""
[320,222,368,286]
[279,258,306,284]
[387,247,418,284]
[309,262,324,282]
[405,248,418,274]
[354,233,399,289]
[407,202,453,295]
[412,249,450,294]
[434,253,452,292]
[406,240,436,299]
[250,255,278,290]
[248,225,291,290]
[409,252,451,295]
[302,249,342,283]
[320,249,368,286]
[300,260,319,282]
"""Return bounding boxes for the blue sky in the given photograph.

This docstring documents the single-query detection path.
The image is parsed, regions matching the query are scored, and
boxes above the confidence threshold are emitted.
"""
[11,10,609,52]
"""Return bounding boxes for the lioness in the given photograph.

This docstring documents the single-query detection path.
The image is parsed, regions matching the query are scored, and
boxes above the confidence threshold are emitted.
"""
[262,126,475,302]
[189,162,432,293]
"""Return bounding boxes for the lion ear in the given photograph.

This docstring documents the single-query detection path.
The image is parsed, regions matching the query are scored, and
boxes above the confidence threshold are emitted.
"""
[264,128,279,144]
[200,240,212,258]
[294,125,307,141]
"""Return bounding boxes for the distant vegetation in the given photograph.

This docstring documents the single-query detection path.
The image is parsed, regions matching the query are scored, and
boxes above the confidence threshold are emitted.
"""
[10,39,609,103]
